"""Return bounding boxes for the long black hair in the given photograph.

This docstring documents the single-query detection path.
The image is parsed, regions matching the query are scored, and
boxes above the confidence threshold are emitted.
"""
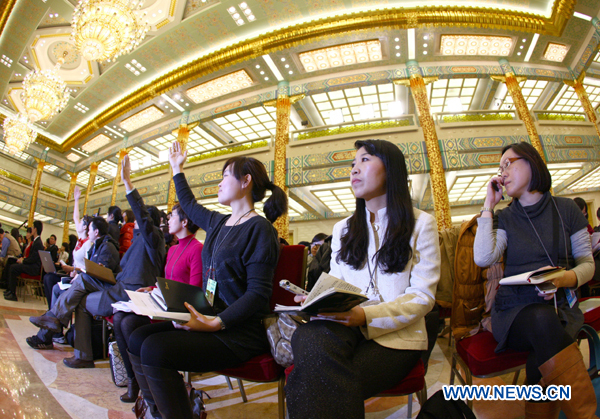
[223,156,288,223]
[337,139,415,274]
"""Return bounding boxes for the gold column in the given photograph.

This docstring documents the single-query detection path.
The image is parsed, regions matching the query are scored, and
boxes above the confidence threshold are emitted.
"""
[62,172,78,243]
[111,148,132,206]
[28,158,46,227]
[167,123,191,213]
[82,162,99,216]
[564,74,600,138]
[395,62,451,230]
[265,82,304,241]
[493,59,546,162]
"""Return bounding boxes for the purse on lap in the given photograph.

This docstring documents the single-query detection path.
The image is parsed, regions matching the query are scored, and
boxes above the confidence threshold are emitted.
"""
[263,312,309,368]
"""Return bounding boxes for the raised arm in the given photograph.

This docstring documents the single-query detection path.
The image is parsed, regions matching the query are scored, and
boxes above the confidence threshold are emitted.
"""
[72,186,85,238]
[169,141,221,231]
[121,155,162,248]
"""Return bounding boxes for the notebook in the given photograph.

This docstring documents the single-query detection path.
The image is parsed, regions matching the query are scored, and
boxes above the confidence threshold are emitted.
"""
[84,258,117,285]
[153,277,214,315]
[38,250,56,273]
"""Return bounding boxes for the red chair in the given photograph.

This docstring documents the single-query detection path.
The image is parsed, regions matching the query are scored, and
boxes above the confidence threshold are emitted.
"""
[450,330,528,409]
[284,359,427,418]
[17,265,45,305]
[215,245,308,419]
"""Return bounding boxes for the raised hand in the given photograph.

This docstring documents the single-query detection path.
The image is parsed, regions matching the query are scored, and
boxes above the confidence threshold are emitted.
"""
[169,141,187,176]
[73,185,81,202]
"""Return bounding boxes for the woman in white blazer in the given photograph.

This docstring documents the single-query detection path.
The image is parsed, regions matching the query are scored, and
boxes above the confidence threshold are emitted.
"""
[286,139,441,419]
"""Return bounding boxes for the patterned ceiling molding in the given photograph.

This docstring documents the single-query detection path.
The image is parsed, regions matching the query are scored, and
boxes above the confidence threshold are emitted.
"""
[572,29,600,78]
[59,1,576,152]
[0,0,17,43]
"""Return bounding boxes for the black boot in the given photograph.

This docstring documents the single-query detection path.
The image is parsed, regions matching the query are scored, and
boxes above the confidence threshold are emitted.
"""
[142,363,193,419]
[127,351,162,419]
[120,376,140,403]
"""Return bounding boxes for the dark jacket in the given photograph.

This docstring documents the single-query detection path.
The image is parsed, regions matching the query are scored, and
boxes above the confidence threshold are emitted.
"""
[23,237,44,270]
[306,235,332,291]
[97,188,165,313]
[85,235,121,277]
[108,221,121,249]
[47,244,59,263]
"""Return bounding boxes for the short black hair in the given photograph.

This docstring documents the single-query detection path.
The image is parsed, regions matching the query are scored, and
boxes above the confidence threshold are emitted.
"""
[61,242,69,249]
[33,220,43,235]
[597,207,600,220]
[298,241,310,247]
[50,234,57,240]
[90,216,109,236]
[10,228,19,239]
[26,227,32,234]
[147,206,162,228]
[501,142,551,193]
[172,203,200,235]
[311,233,328,244]
[123,209,135,224]
[0,228,4,235]
[573,197,588,214]
[108,206,123,223]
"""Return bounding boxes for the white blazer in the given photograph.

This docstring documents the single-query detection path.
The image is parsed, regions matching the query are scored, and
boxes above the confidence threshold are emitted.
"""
[329,207,441,351]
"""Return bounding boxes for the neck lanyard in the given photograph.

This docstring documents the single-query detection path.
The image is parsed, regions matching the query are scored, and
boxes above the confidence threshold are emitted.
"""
[365,221,384,301]
[519,196,568,268]
[208,209,255,275]
[169,235,194,279]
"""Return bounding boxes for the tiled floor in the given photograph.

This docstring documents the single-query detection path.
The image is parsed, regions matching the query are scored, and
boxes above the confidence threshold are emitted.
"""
[0,296,563,419]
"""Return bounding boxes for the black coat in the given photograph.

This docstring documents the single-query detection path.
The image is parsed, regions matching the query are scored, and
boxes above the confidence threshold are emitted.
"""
[108,221,121,249]
[23,237,44,271]
[85,234,121,276]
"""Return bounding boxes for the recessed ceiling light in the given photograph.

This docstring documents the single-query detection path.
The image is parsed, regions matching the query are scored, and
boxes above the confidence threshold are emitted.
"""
[423,35,428,40]
[543,42,569,62]
[281,58,286,62]
[288,71,293,74]
[396,53,400,57]
[299,39,382,72]
[423,43,428,47]
[394,37,399,42]
[260,71,264,74]
[256,65,260,68]
[522,38,527,42]
[520,45,524,49]
[423,51,427,55]
[440,35,513,56]
[395,45,400,50]
[186,69,253,104]
[264,77,269,80]
[517,52,521,55]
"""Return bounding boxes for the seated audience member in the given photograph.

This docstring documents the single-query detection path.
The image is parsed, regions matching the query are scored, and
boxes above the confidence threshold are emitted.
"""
[119,209,135,258]
[113,202,203,403]
[124,141,286,418]
[27,216,120,352]
[306,233,327,267]
[67,234,78,266]
[0,228,21,286]
[285,139,440,419]
[595,207,600,233]
[42,187,93,310]
[47,235,59,263]
[56,242,69,266]
[5,221,45,302]
[107,205,123,247]
[474,142,596,418]
[27,156,165,367]
[574,197,594,235]
[306,234,332,291]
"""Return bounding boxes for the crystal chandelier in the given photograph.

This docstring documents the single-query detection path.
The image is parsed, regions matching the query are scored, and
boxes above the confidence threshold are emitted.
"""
[71,0,149,62]
[21,53,70,122]
[3,114,37,154]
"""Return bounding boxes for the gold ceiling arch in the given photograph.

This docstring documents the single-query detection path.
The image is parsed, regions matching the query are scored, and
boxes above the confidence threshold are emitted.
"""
[2,0,576,152]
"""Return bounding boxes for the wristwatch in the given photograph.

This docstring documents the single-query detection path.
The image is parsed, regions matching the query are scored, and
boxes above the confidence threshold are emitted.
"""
[217,316,226,330]
[480,207,494,216]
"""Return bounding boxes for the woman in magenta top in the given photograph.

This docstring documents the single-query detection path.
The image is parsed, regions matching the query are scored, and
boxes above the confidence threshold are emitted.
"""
[113,203,203,404]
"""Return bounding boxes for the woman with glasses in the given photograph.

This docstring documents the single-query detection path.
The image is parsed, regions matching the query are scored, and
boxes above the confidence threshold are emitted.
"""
[474,142,596,418]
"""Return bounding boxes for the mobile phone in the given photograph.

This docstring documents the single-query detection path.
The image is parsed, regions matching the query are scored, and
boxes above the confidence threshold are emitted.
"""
[492,182,499,192]
[279,280,309,296]
[535,282,557,295]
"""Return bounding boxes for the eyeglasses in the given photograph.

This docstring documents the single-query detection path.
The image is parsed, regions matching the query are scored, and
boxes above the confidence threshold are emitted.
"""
[498,157,523,176]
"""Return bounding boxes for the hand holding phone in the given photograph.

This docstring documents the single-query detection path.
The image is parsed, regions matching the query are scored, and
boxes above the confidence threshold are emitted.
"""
[535,282,557,295]
[279,280,309,296]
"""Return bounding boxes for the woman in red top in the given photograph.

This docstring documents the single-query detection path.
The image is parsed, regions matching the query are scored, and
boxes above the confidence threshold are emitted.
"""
[113,203,203,404]
[119,209,136,258]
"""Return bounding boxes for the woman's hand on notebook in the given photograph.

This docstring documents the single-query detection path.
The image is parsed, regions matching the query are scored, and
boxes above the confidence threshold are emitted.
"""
[136,287,153,293]
[172,302,221,332]
[313,306,366,327]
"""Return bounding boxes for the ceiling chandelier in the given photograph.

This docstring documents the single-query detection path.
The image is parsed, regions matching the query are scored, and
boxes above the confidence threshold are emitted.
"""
[21,53,70,122]
[2,114,37,154]
[71,0,149,62]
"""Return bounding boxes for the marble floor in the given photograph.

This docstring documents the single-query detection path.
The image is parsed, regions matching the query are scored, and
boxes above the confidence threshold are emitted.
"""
[1,296,582,419]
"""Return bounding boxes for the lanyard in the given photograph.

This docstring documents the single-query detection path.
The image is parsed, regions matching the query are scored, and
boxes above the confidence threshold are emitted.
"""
[365,222,384,302]
[208,209,255,276]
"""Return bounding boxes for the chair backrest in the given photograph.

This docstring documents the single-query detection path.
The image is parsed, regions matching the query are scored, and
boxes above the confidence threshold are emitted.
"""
[270,245,308,311]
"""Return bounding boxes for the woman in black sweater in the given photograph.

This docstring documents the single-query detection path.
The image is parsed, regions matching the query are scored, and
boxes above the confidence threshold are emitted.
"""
[127,141,287,419]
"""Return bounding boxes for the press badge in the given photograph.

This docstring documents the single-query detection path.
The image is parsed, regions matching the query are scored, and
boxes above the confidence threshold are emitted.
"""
[206,278,217,306]
[565,287,577,308]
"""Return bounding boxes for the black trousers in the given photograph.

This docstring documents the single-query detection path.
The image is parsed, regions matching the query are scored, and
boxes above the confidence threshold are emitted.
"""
[113,311,151,378]
[8,263,39,294]
[285,320,421,419]
[505,303,574,385]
